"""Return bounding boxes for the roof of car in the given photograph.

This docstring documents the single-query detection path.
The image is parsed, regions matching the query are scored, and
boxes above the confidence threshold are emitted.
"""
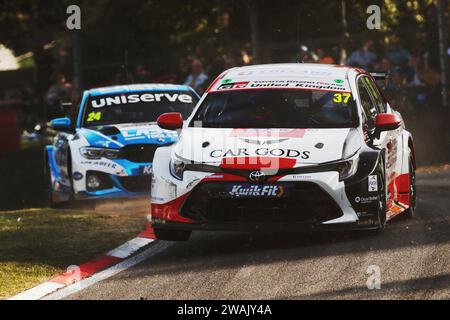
[88,84,195,97]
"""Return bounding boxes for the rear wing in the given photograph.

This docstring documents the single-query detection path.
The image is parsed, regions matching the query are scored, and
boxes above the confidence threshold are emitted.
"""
[370,72,390,89]
[370,72,389,81]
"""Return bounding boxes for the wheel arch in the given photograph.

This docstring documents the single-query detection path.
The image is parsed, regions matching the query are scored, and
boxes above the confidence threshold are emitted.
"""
[44,145,59,179]
[67,145,73,180]
[407,135,417,170]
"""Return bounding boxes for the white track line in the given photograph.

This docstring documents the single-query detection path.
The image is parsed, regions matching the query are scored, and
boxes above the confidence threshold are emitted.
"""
[43,241,171,300]
[9,236,156,300]
[107,238,153,259]
[10,282,65,301]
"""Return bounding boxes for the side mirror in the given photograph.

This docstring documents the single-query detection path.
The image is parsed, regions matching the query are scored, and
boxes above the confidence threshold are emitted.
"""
[50,117,73,132]
[157,113,183,130]
[375,113,402,134]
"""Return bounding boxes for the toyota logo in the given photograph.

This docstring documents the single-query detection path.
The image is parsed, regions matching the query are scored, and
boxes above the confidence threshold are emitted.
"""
[249,171,267,183]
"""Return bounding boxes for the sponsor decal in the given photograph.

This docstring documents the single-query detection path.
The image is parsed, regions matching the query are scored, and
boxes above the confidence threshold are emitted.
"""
[228,184,286,198]
[249,171,266,183]
[121,128,177,141]
[386,140,398,170]
[73,172,84,181]
[357,219,378,226]
[356,211,373,218]
[91,93,193,108]
[368,175,378,192]
[291,175,313,180]
[214,79,349,92]
[211,148,310,159]
[218,82,249,90]
[142,165,153,175]
[355,196,379,204]
[81,160,117,169]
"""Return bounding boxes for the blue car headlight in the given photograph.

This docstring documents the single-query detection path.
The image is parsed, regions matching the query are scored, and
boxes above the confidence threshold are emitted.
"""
[80,147,121,160]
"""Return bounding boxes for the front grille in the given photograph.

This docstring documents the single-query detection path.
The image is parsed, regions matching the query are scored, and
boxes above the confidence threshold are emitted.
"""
[181,182,343,224]
[120,144,160,163]
[118,176,152,193]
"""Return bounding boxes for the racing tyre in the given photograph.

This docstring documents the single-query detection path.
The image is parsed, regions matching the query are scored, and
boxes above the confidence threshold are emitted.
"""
[154,228,192,242]
[66,150,76,209]
[45,162,58,208]
[402,153,416,219]
[373,161,388,233]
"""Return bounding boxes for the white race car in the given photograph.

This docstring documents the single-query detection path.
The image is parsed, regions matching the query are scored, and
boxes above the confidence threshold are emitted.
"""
[151,64,417,241]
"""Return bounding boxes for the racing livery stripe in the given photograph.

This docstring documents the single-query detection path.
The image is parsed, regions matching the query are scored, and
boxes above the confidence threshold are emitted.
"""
[151,193,194,224]
[395,173,411,194]
[206,70,230,93]
[230,129,307,138]
[220,157,297,170]
[139,223,157,239]
[386,173,411,218]
[82,129,124,148]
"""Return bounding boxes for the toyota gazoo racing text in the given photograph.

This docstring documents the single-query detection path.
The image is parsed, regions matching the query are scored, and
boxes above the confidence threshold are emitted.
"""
[151,64,417,241]
[45,84,199,206]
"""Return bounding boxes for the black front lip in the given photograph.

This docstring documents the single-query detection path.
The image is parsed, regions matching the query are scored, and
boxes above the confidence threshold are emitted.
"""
[152,220,376,232]
[154,220,318,232]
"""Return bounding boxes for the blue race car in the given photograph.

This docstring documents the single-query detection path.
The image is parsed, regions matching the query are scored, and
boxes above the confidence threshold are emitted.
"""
[45,84,199,207]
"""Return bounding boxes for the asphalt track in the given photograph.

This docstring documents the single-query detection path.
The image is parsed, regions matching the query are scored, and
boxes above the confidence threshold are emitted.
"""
[67,168,450,300]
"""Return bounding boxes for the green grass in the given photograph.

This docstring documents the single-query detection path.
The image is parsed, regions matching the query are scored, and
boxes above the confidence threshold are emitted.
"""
[0,208,146,299]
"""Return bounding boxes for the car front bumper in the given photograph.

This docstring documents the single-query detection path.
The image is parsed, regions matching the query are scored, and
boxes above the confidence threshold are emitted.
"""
[151,170,382,232]
[72,158,154,200]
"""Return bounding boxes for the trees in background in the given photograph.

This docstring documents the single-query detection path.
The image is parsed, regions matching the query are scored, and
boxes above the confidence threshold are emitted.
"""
[0,0,447,90]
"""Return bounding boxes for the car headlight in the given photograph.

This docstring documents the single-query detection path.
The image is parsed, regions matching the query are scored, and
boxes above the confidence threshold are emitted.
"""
[169,159,186,181]
[337,155,359,181]
[80,147,120,160]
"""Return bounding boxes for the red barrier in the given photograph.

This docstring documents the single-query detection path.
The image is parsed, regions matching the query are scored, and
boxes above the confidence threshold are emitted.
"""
[0,109,21,152]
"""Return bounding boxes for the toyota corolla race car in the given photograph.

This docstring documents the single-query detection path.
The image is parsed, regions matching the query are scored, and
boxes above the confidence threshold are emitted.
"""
[150,64,417,241]
[45,84,199,207]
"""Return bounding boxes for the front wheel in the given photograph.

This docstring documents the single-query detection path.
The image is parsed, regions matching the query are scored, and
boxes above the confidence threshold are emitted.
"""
[154,228,192,242]
[373,161,388,233]
[45,162,58,208]
[45,161,75,209]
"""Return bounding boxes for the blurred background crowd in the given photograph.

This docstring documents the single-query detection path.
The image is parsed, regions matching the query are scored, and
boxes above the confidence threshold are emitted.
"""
[0,0,449,151]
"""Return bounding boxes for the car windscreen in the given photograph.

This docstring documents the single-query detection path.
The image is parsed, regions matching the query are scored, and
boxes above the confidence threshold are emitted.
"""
[190,89,358,129]
[83,91,198,127]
